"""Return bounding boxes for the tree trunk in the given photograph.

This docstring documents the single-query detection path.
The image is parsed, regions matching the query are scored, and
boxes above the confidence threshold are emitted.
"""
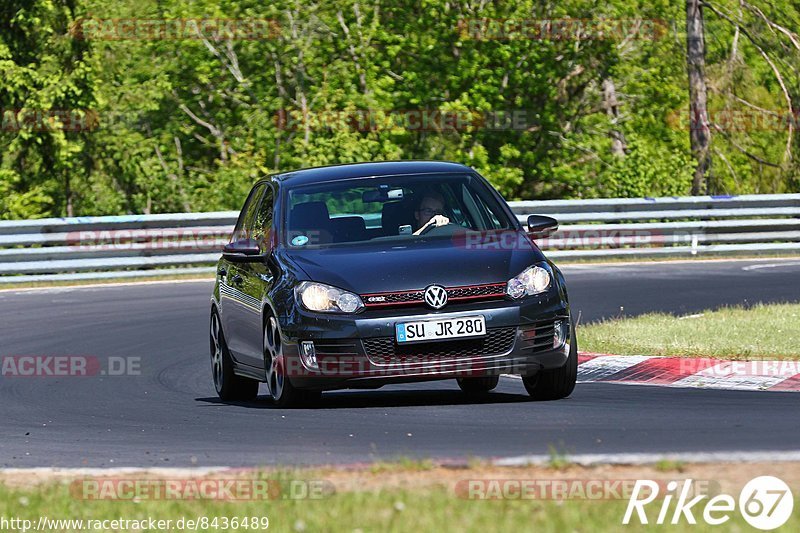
[687,0,711,195]
[602,77,627,157]
[65,172,73,217]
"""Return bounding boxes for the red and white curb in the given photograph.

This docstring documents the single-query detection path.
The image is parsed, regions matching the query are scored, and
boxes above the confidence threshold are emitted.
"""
[575,353,800,392]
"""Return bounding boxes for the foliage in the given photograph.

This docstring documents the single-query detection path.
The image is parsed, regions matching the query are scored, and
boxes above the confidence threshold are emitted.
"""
[1,0,799,219]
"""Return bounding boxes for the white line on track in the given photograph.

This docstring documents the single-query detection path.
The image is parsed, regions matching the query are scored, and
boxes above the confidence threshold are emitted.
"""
[3,257,799,293]
[0,467,231,477]
[560,256,800,270]
[493,450,800,467]
[4,451,800,476]
[0,277,213,294]
[741,261,800,271]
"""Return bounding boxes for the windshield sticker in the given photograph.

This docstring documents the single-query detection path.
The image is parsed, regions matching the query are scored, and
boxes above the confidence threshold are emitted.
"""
[291,235,309,246]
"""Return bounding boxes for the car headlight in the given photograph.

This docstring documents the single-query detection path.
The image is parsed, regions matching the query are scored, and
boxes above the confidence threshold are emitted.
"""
[506,264,551,299]
[295,281,365,313]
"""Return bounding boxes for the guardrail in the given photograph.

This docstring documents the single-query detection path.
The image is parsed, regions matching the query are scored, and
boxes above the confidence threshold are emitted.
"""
[0,193,798,283]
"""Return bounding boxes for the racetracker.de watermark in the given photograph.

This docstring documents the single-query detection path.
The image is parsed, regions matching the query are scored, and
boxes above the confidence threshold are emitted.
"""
[1,109,99,132]
[0,356,140,378]
[667,108,800,132]
[456,478,719,500]
[69,18,281,40]
[450,229,677,251]
[274,109,535,132]
[70,478,334,501]
[678,359,800,378]
[458,18,668,41]
[66,228,231,253]
[280,355,554,378]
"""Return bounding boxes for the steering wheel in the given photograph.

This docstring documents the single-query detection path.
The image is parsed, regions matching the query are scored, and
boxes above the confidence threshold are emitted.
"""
[419,221,459,236]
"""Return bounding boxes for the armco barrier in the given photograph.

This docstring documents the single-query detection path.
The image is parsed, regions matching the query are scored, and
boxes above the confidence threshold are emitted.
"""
[0,194,798,283]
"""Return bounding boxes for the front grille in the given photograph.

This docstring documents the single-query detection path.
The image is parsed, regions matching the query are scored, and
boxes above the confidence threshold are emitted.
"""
[446,283,506,299]
[362,282,506,309]
[364,290,424,305]
[362,326,517,365]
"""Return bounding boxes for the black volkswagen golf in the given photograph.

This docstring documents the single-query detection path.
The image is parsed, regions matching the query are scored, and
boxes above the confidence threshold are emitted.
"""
[210,161,576,407]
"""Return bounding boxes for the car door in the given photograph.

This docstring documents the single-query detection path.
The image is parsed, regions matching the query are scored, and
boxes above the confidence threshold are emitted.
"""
[234,183,278,369]
[220,183,266,363]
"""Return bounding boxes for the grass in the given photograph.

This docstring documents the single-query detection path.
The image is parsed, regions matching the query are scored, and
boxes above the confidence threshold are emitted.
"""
[579,302,800,359]
[654,460,687,473]
[370,457,435,474]
[2,479,797,532]
[546,445,572,470]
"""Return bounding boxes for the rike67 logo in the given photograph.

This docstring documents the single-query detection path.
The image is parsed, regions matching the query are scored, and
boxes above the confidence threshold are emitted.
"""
[624,476,793,530]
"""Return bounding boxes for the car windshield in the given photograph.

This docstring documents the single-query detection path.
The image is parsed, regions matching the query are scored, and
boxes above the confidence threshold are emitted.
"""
[284,173,515,247]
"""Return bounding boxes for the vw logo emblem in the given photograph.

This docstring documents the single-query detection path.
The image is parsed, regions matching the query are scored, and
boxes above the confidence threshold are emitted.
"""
[424,285,448,309]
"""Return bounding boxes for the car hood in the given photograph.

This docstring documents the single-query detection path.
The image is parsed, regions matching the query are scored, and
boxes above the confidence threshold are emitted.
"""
[284,232,546,294]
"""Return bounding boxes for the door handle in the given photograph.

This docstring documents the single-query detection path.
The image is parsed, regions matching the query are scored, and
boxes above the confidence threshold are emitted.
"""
[230,274,243,285]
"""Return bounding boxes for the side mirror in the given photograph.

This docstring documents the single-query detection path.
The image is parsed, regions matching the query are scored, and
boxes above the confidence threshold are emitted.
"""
[526,215,559,235]
[222,238,264,261]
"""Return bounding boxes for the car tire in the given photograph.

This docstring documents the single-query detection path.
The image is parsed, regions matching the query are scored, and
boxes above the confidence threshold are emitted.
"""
[522,319,577,401]
[264,314,320,408]
[456,376,500,395]
[210,308,259,401]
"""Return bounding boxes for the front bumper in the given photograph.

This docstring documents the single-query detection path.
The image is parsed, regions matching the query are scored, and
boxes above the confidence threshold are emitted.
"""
[279,290,571,390]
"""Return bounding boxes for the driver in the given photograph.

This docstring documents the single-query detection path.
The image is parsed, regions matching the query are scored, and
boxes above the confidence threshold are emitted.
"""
[413,191,450,235]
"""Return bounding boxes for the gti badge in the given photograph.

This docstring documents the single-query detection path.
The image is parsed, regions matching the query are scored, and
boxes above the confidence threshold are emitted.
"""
[424,285,448,309]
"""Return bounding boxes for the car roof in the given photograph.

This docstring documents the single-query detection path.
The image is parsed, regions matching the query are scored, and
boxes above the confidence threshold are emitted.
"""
[267,161,474,187]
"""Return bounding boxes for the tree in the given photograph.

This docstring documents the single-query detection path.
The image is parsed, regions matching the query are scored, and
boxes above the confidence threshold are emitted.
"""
[0,0,96,218]
[686,0,711,194]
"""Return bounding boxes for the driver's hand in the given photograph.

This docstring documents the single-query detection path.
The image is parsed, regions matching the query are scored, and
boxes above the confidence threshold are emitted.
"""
[429,215,450,227]
[413,214,451,235]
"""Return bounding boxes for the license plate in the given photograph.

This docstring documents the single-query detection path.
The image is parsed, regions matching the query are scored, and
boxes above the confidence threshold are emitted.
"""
[395,316,486,344]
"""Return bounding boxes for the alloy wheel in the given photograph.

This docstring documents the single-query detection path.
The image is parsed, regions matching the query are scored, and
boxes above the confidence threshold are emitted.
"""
[264,316,285,400]
[210,311,224,392]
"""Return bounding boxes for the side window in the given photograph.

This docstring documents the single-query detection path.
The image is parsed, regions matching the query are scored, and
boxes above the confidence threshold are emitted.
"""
[252,185,275,252]
[231,183,266,242]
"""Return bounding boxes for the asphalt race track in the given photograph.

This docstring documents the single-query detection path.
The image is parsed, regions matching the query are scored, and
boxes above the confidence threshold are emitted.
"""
[1,259,799,468]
